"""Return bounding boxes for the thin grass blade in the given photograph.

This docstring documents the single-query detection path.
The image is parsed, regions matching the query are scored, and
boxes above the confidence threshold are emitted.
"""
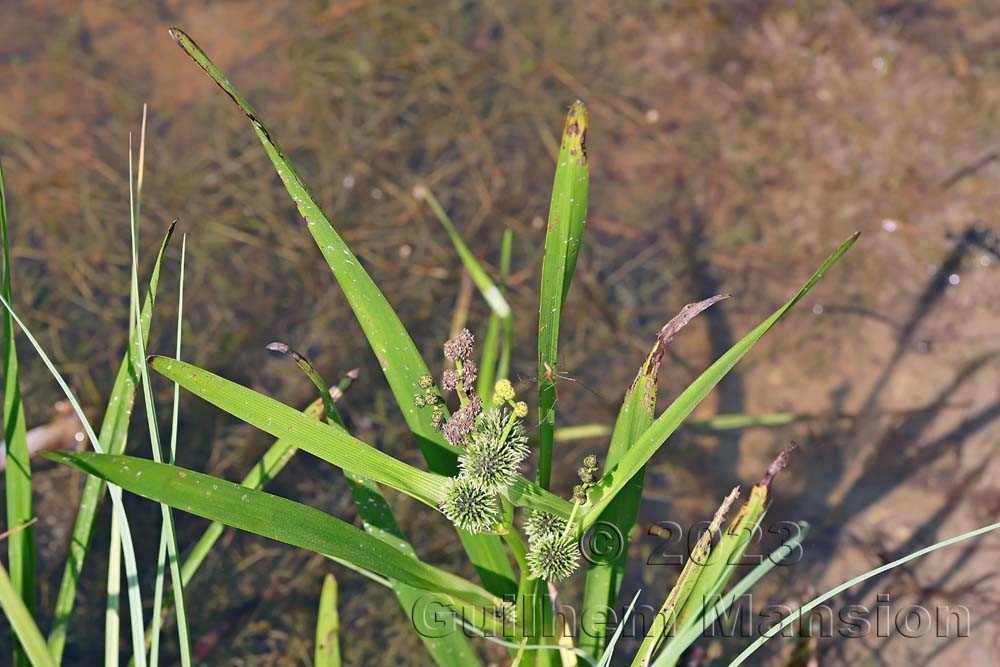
[726,521,1000,667]
[0,300,150,667]
[416,185,511,319]
[127,139,191,666]
[105,512,122,667]
[0,158,35,667]
[0,557,56,667]
[580,234,859,529]
[595,590,641,667]
[536,101,589,490]
[47,222,175,661]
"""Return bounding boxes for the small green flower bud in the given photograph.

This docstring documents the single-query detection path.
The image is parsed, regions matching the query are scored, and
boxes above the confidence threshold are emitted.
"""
[414,394,426,408]
[513,401,528,419]
[493,379,516,404]
[418,374,435,390]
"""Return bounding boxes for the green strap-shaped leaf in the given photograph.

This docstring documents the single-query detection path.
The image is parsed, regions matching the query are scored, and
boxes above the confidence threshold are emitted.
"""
[580,295,728,658]
[149,356,448,506]
[148,355,572,518]
[537,102,590,490]
[1,158,35,667]
[47,222,176,661]
[44,451,501,614]
[167,27,515,595]
[0,558,56,667]
[315,574,341,667]
[580,234,859,529]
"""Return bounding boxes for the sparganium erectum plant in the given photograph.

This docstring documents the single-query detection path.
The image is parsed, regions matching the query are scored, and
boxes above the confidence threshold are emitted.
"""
[1,26,997,667]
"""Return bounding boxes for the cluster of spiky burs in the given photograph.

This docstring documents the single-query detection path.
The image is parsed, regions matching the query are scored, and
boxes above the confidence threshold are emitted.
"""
[417,329,590,582]
[417,329,530,534]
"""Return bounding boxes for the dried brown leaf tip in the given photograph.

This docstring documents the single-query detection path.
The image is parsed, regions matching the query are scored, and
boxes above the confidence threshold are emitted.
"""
[563,101,589,165]
[759,441,799,489]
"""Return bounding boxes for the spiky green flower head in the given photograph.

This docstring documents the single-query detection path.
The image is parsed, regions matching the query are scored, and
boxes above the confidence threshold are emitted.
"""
[526,533,580,581]
[523,510,567,544]
[459,436,521,493]
[418,374,435,390]
[439,475,499,533]
[472,407,530,460]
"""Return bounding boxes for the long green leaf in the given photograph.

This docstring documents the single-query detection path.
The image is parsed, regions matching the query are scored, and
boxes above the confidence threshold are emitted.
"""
[0,556,56,667]
[537,101,590,490]
[129,151,190,667]
[105,511,122,667]
[45,451,502,613]
[727,521,1000,667]
[180,393,327,584]
[167,27,515,595]
[581,296,728,658]
[147,392,332,652]
[149,356,448,506]
[47,222,175,661]
[315,574,341,667]
[148,355,572,518]
[0,157,35,667]
[580,234,859,529]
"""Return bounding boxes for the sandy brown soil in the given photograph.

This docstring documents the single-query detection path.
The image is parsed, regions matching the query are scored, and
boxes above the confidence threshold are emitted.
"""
[2,1,999,665]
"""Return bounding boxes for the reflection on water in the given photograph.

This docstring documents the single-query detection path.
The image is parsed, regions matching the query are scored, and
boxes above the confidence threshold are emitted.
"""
[2,2,999,664]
